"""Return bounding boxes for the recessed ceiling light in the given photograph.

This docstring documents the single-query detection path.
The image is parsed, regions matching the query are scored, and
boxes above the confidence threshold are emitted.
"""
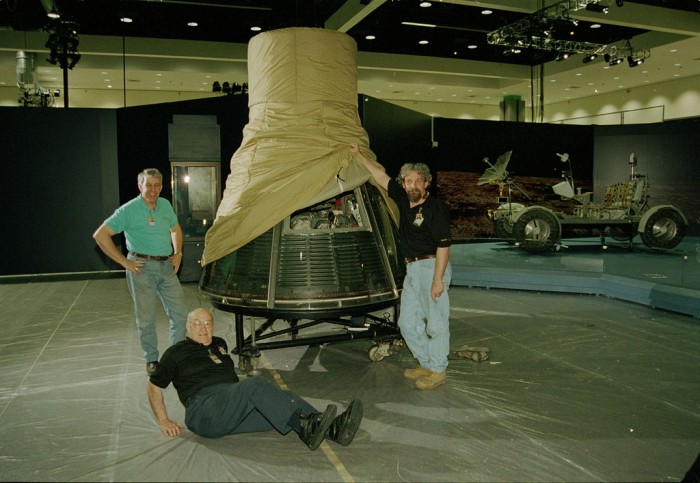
[590,23,601,28]
[366,35,376,40]
[481,9,493,15]
[468,44,477,49]
[419,40,429,45]
[420,1,432,7]
[669,48,678,53]
[120,17,133,23]
[187,21,198,27]
[156,73,162,77]
[251,26,261,32]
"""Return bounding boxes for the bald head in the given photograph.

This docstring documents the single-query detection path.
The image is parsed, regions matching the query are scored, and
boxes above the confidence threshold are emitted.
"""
[186,307,214,345]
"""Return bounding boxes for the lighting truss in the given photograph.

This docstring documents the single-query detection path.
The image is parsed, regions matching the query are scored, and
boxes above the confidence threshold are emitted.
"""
[487,0,609,56]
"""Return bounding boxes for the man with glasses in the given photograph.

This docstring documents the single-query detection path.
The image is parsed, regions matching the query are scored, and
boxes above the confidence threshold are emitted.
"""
[93,168,188,376]
[146,307,364,450]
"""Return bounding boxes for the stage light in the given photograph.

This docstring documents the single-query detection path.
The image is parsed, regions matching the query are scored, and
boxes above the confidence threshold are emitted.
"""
[212,81,221,92]
[221,81,231,93]
[582,53,598,63]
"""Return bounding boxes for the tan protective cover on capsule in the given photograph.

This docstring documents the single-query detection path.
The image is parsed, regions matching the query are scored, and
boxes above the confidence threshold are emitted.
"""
[202,27,389,265]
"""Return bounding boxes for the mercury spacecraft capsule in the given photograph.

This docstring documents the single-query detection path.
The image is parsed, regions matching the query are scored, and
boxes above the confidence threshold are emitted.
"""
[197,28,405,367]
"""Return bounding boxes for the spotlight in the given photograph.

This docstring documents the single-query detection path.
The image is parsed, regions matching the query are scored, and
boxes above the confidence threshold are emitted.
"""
[555,52,570,61]
[212,81,221,92]
[610,57,623,65]
[47,8,60,19]
[586,2,609,13]
[221,81,231,93]
[582,53,598,63]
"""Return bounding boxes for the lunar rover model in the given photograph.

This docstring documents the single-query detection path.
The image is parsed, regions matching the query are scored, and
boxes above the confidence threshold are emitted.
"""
[480,151,688,253]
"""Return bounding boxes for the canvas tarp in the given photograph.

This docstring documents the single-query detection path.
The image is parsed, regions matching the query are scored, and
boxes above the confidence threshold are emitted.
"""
[202,28,390,266]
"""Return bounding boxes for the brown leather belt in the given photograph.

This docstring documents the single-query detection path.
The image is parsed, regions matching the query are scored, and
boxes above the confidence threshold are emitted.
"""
[129,251,170,261]
[405,254,436,264]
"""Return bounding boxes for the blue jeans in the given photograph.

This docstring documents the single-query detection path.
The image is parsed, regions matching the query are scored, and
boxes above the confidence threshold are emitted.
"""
[185,378,318,438]
[398,258,452,373]
[125,255,187,362]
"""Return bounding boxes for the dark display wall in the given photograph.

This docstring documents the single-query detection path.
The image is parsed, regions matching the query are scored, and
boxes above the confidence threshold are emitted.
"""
[1,98,696,277]
[0,107,118,276]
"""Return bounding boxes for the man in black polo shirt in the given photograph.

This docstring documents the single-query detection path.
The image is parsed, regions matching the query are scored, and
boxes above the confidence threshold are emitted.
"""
[350,144,452,390]
[147,307,363,450]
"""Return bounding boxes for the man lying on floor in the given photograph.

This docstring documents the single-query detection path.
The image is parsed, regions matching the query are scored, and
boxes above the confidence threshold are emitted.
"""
[147,307,363,450]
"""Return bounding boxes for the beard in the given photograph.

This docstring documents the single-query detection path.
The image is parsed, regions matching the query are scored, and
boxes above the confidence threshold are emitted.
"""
[407,190,423,203]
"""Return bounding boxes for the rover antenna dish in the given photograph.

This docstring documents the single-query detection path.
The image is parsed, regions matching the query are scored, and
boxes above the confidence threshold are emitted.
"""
[477,150,513,185]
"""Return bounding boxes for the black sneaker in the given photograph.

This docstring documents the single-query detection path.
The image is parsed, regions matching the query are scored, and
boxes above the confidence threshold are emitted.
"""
[327,399,363,446]
[146,361,158,376]
[299,404,337,450]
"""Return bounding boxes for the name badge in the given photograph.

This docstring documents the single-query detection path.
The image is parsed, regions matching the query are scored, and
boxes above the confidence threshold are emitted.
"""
[413,208,424,227]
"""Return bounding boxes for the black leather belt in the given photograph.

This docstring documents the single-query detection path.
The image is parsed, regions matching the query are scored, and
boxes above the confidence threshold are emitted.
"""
[129,251,170,261]
[405,254,436,263]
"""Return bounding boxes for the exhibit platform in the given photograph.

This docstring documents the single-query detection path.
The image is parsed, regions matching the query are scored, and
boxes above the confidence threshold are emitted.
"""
[450,236,700,319]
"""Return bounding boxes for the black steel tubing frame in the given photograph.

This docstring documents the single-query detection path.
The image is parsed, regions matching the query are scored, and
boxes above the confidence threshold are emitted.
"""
[229,305,400,359]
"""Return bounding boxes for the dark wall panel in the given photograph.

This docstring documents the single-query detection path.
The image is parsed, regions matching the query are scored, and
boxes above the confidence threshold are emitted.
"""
[0,107,118,276]
[360,95,433,180]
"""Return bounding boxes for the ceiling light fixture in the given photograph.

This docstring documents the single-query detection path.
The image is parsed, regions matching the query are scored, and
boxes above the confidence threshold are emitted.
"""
[487,0,607,58]
[47,8,60,19]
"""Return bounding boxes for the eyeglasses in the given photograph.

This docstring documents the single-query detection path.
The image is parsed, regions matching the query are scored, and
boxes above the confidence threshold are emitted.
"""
[189,319,214,328]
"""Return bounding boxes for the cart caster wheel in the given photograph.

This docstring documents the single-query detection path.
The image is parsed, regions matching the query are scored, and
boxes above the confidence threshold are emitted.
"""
[238,356,252,373]
[368,344,388,362]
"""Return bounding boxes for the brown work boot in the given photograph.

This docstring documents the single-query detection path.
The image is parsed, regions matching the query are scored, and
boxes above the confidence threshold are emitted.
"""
[415,370,447,390]
[403,366,432,380]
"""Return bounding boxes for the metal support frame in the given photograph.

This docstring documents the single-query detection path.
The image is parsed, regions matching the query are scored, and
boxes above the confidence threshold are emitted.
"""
[229,304,402,370]
[487,0,609,55]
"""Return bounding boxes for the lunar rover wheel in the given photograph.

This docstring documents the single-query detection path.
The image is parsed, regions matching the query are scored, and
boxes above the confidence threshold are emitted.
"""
[640,208,685,249]
[514,208,561,253]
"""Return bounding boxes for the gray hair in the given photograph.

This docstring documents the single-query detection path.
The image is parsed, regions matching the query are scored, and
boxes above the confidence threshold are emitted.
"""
[138,168,163,186]
[397,163,432,186]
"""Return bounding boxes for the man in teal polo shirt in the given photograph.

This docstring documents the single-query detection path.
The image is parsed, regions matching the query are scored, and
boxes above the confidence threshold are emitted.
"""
[93,168,188,376]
